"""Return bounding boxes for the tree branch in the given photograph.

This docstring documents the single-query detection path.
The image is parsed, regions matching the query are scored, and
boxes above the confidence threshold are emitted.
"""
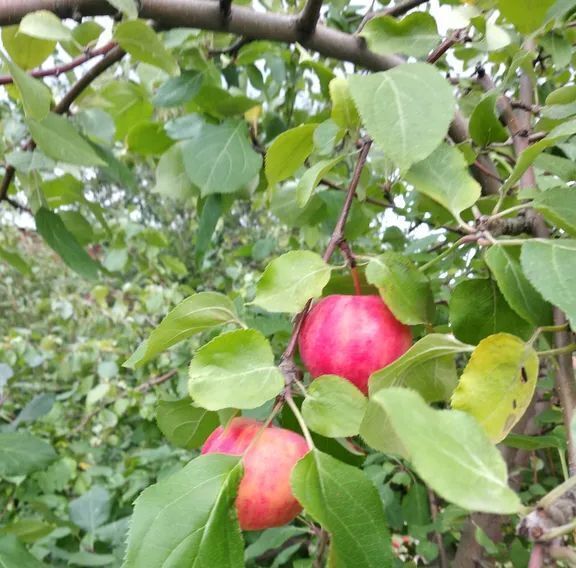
[0,41,117,86]
[0,45,125,210]
[357,0,430,32]
[281,139,372,364]
[0,0,499,195]
[297,0,323,37]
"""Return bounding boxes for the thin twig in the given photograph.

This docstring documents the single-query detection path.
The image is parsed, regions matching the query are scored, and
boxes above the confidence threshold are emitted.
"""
[357,0,430,32]
[426,29,469,64]
[0,41,117,86]
[0,46,125,211]
[280,139,373,364]
[428,489,448,568]
[136,369,178,392]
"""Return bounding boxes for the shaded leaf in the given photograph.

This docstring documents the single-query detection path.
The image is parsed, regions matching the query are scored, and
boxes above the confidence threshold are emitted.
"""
[35,207,100,281]
[485,246,550,326]
[156,398,219,450]
[449,278,532,344]
[0,432,56,477]
[69,486,111,533]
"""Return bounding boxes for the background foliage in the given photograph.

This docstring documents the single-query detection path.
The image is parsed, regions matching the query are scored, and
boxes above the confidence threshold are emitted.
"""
[2,0,576,566]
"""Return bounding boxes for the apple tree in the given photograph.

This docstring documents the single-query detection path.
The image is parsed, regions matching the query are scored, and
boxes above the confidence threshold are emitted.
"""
[1,0,576,566]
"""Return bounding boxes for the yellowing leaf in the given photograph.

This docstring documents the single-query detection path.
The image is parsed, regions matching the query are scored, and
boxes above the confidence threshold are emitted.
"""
[451,333,539,443]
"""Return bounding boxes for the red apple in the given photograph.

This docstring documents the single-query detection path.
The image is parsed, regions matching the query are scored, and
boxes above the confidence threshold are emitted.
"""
[201,417,309,531]
[298,294,412,394]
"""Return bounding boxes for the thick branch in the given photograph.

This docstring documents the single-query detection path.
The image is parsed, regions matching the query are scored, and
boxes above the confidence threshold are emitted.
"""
[297,0,323,37]
[0,0,499,195]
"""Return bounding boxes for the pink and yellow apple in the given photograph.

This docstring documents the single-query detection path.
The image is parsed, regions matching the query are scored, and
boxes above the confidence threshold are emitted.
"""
[298,294,412,394]
[201,417,309,531]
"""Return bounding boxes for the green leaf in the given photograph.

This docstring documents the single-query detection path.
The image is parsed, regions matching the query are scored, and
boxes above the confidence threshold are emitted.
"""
[0,432,56,477]
[253,251,332,313]
[190,85,258,118]
[245,527,309,563]
[100,80,153,140]
[469,93,509,146]
[19,10,72,42]
[521,239,576,330]
[329,78,360,130]
[69,486,111,533]
[533,187,576,236]
[501,119,576,193]
[126,122,173,155]
[196,194,225,267]
[114,20,178,75]
[497,0,554,33]
[0,53,51,120]
[485,246,550,326]
[0,535,45,568]
[182,120,262,196]
[27,113,106,167]
[449,278,532,345]
[152,71,203,107]
[265,124,317,185]
[152,143,196,201]
[156,398,219,450]
[360,12,439,57]
[106,0,138,19]
[124,292,243,368]
[365,388,522,514]
[405,143,481,221]
[188,329,284,410]
[451,333,539,443]
[296,156,344,208]
[291,450,393,567]
[2,26,55,69]
[348,63,454,172]
[35,208,100,281]
[368,334,472,401]
[365,252,434,325]
[0,247,32,276]
[503,433,564,450]
[124,454,243,568]
[302,375,367,438]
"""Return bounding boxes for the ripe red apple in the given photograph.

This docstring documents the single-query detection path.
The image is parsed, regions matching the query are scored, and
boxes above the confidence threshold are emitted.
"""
[201,417,309,531]
[298,294,412,394]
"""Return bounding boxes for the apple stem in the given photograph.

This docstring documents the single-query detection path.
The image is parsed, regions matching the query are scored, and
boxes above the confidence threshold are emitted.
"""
[285,393,315,450]
[351,266,362,295]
